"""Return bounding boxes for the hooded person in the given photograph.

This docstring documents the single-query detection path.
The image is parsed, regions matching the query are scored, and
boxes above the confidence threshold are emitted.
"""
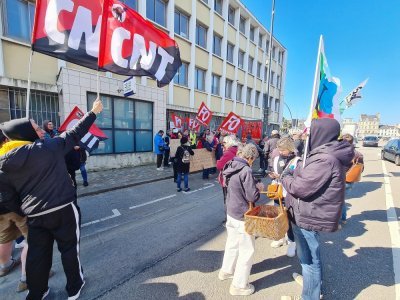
[281,118,354,300]
[264,130,280,170]
[0,98,103,300]
[42,120,58,139]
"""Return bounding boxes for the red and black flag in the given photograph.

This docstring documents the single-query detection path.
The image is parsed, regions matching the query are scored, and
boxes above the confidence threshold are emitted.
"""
[58,106,108,153]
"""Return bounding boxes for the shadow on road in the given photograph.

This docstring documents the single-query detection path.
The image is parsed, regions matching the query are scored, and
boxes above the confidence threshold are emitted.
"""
[347,181,382,199]
[134,283,205,300]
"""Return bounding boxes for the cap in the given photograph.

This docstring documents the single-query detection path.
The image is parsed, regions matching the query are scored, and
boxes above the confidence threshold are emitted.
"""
[271,130,279,135]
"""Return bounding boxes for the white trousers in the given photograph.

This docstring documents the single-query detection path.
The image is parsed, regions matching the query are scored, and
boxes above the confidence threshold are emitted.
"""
[221,215,255,288]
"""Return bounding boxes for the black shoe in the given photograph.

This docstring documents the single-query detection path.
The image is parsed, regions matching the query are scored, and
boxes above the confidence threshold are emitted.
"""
[83,181,89,187]
[177,188,182,192]
[184,188,190,192]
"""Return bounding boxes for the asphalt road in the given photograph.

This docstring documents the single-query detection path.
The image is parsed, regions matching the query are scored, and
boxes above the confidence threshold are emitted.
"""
[1,143,399,300]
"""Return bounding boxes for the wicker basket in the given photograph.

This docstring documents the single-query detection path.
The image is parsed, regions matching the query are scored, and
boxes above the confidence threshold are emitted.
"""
[244,197,289,240]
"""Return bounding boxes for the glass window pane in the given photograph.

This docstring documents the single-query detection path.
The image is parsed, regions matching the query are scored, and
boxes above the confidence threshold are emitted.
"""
[6,0,30,41]
[174,12,180,34]
[135,101,153,130]
[135,131,153,152]
[155,0,166,26]
[115,130,134,153]
[93,130,113,154]
[146,0,155,21]
[180,14,188,38]
[88,94,112,128]
[114,99,134,129]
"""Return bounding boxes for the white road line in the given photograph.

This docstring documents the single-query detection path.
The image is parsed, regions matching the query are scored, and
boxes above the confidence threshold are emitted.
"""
[82,209,121,227]
[129,194,176,210]
[183,183,215,194]
[382,160,400,298]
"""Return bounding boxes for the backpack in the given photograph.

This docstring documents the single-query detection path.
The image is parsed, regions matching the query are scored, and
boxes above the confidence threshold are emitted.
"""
[181,147,190,164]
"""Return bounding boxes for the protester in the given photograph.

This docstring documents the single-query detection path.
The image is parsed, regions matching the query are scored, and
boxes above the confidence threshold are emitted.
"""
[79,148,89,187]
[281,118,354,300]
[171,128,178,139]
[264,130,280,169]
[258,134,268,171]
[341,133,364,225]
[154,130,165,171]
[268,137,299,257]
[215,136,224,162]
[0,98,103,300]
[0,130,28,292]
[197,132,214,179]
[293,133,304,157]
[65,145,81,189]
[42,120,58,139]
[163,130,171,168]
[216,135,240,222]
[219,143,264,296]
[174,136,194,192]
[189,129,197,149]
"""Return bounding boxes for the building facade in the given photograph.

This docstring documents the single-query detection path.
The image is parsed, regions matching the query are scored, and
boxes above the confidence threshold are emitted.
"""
[379,125,400,138]
[0,0,286,169]
[358,114,380,138]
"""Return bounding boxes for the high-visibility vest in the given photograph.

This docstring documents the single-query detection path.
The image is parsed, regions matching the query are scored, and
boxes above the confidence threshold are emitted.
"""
[189,132,197,145]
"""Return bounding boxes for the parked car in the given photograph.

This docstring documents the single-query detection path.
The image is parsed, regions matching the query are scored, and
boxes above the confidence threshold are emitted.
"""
[381,138,400,165]
[363,136,379,147]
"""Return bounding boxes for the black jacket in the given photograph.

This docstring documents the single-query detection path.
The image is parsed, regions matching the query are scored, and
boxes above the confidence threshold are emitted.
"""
[0,112,96,216]
[0,176,22,216]
[175,145,194,173]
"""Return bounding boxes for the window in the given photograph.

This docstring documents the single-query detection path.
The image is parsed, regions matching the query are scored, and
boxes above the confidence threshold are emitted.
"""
[263,94,268,109]
[237,84,243,102]
[269,96,273,110]
[174,10,189,38]
[195,68,206,91]
[238,50,245,69]
[277,75,281,89]
[121,0,138,10]
[239,16,246,34]
[246,87,252,105]
[257,62,262,78]
[258,33,263,48]
[147,0,167,27]
[272,46,277,60]
[200,0,208,4]
[255,91,260,107]
[8,87,60,127]
[196,23,207,48]
[211,74,220,95]
[275,99,280,112]
[266,40,270,53]
[225,79,233,99]
[279,51,284,64]
[213,34,222,56]
[214,0,222,15]
[250,25,255,42]
[88,93,153,154]
[277,50,282,64]
[227,42,234,63]
[270,71,275,86]
[228,6,235,25]
[3,0,35,42]
[248,56,254,74]
[264,67,268,81]
[173,62,188,86]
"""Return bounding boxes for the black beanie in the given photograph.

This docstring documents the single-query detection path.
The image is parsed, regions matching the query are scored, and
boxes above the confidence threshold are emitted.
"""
[0,118,38,142]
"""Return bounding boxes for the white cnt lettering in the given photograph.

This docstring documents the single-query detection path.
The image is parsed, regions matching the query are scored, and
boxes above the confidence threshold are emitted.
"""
[45,0,74,45]
[111,27,131,68]
[130,34,157,70]
[154,47,174,81]
[68,6,101,57]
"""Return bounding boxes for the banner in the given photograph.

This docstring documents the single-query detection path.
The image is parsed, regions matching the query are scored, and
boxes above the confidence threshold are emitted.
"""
[58,106,107,152]
[340,78,369,114]
[241,120,262,141]
[171,114,184,129]
[195,102,213,126]
[218,112,243,134]
[32,0,103,70]
[32,0,181,87]
[305,35,341,127]
[187,118,201,131]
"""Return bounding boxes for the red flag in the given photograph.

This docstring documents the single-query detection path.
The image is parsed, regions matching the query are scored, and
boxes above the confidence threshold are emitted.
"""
[195,102,213,126]
[241,120,262,141]
[171,114,184,129]
[59,106,107,152]
[98,0,182,87]
[218,112,243,134]
[187,118,201,131]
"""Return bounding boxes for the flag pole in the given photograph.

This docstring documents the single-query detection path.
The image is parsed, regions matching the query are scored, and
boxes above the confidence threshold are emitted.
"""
[302,35,323,167]
[26,50,34,119]
[97,71,100,98]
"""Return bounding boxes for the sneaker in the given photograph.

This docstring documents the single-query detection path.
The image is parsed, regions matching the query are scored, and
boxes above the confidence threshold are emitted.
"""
[156,167,162,171]
[281,296,302,300]
[341,220,347,225]
[271,238,287,248]
[0,258,20,277]
[16,280,27,293]
[15,240,27,249]
[184,188,190,192]
[292,272,303,286]
[218,270,233,281]
[286,241,296,257]
[177,188,182,192]
[229,284,255,296]
[83,181,89,187]
[42,288,50,299]
[67,281,85,300]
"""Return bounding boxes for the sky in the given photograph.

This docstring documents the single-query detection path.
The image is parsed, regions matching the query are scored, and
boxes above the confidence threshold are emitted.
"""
[241,0,400,125]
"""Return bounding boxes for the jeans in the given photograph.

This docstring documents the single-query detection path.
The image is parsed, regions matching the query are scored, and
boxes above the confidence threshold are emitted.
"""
[292,222,322,300]
[164,150,170,167]
[80,163,88,183]
[177,172,189,189]
[221,215,255,288]
[341,183,353,221]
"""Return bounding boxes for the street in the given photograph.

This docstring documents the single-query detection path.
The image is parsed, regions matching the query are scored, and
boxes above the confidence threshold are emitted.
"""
[1,144,399,300]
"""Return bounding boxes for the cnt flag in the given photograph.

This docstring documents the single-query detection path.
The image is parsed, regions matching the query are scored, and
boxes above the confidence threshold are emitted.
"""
[305,35,341,128]
[58,106,107,153]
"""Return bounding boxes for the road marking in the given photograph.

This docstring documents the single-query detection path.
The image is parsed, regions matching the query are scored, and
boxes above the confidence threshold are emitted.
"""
[82,209,121,227]
[129,194,176,210]
[382,160,400,298]
[183,183,215,194]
